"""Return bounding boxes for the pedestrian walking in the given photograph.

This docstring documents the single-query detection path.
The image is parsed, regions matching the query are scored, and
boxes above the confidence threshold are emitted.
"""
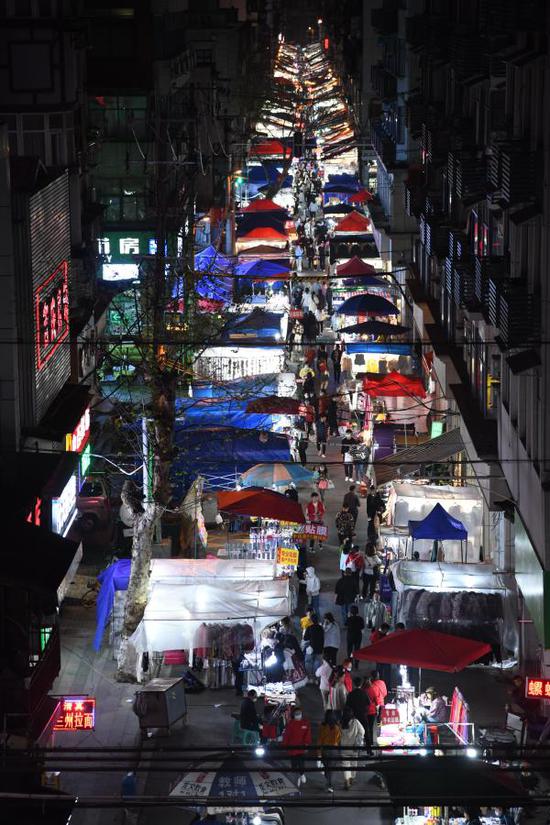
[294,242,304,273]
[345,604,365,662]
[363,543,382,600]
[304,565,320,615]
[362,677,379,752]
[370,669,388,715]
[343,484,360,525]
[335,503,355,545]
[303,614,324,680]
[316,654,334,710]
[334,569,359,625]
[346,676,370,737]
[364,592,388,631]
[306,491,326,553]
[327,396,339,436]
[331,343,343,384]
[319,239,326,270]
[297,433,308,466]
[121,770,138,825]
[282,707,312,788]
[341,428,357,482]
[315,463,329,501]
[328,669,348,717]
[340,708,365,790]
[322,612,341,666]
[317,710,341,793]
[315,415,328,457]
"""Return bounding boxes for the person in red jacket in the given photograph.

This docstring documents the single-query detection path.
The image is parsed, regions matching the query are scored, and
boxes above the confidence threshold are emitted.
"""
[282,707,312,787]
[341,659,354,693]
[306,491,326,553]
[362,676,379,752]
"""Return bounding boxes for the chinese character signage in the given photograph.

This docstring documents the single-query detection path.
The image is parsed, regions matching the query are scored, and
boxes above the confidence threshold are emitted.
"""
[51,474,77,535]
[525,677,550,699]
[289,308,304,319]
[65,407,90,453]
[293,523,328,541]
[54,697,96,731]
[276,547,299,567]
[35,261,69,370]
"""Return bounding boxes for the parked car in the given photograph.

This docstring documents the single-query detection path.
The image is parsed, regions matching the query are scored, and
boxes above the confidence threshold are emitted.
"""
[76,476,112,532]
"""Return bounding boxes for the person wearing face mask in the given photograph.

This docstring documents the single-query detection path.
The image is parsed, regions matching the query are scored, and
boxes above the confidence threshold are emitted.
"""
[282,707,312,788]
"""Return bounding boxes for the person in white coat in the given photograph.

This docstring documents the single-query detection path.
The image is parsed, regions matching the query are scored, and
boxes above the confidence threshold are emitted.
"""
[315,655,334,710]
[305,566,320,615]
[340,707,365,789]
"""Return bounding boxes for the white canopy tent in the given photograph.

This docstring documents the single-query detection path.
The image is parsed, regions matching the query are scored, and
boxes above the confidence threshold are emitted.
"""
[149,557,277,583]
[387,482,483,563]
[128,578,291,682]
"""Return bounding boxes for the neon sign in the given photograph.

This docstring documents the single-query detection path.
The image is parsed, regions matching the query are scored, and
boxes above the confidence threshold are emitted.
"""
[35,261,69,370]
[65,407,90,453]
[53,697,96,731]
[80,443,92,477]
[525,677,550,699]
[51,474,77,535]
[26,497,42,527]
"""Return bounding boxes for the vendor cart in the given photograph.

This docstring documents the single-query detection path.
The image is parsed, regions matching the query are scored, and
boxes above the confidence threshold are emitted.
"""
[133,676,187,737]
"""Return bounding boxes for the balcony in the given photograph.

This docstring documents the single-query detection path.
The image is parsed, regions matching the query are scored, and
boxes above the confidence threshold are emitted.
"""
[450,33,489,81]
[404,180,425,218]
[422,121,450,165]
[448,228,469,260]
[474,256,509,313]
[487,278,540,349]
[450,150,487,201]
[420,214,448,258]
[487,141,538,206]
[371,120,396,169]
[371,63,397,101]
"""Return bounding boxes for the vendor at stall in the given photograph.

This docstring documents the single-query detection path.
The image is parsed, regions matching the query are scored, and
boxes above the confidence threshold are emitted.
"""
[418,687,448,723]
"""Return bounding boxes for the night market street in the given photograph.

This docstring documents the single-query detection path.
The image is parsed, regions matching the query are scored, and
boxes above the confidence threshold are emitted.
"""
[2,4,550,825]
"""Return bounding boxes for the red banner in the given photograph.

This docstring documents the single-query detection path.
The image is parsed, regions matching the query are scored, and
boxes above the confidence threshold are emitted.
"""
[290,308,304,319]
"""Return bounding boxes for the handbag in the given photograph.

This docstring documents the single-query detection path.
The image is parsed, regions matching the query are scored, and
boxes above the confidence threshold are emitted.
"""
[318,478,329,490]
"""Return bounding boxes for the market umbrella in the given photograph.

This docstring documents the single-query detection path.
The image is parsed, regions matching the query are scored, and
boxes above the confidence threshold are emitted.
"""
[246,395,313,417]
[338,319,410,336]
[362,371,426,397]
[354,628,491,672]
[333,210,371,233]
[240,462,315,488]
[348,188,374,204]
[337,293,399,316]
[374,756,527,806]
[217,487,305,523]
[336,256,378,277]
[170,753,299,812]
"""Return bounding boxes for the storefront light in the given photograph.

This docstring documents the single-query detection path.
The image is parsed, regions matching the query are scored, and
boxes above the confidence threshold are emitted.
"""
[254,746,265,758]
[51,475,77,536]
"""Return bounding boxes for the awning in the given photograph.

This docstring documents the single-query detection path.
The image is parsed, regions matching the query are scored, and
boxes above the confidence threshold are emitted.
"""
[346,342,412,356]
[363,371,425,397]
[374,427,465,486]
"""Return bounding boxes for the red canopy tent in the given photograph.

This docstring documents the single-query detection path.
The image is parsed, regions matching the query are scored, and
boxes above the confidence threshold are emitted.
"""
[333,210,371,233]
[239,227,288,242]
[336,256,378,277]
[363,371,426,398]
[348,188,374,204]
[354,628,491,672]
[246,396,313,417]
[251,140,292,158]
[217,487,305,524]
[239,199,287,214]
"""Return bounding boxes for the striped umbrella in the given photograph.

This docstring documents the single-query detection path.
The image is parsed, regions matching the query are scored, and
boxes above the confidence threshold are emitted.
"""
[239,462,315,488]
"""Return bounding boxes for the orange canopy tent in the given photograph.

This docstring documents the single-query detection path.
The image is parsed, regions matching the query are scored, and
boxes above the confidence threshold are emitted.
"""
[239,227,288,242]
[239,199,287,214]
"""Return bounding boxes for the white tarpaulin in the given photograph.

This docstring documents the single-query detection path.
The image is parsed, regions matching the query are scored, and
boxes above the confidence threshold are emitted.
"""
[128,578,290,681]
[149,557,276,583]
[388,482,483,563]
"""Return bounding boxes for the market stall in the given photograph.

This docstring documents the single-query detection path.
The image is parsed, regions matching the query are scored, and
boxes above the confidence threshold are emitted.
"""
[354,628,491,747]
[409,503,468,562]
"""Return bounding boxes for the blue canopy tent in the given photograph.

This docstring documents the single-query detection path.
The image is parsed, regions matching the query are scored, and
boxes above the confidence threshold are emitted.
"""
[194,245,233,273]
[235,259,290,280]
[191,374,280,400]
[171,426,291,495]
[408,503,469,562]
[338,320,410,336]
[190,245,234,303]
[176,397,274,431]
[224,309,284,340]
[341,275,387,288]
[337,293,400,316]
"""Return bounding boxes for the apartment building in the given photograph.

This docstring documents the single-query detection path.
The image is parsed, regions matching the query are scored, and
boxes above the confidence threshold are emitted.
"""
[362,0,550,671]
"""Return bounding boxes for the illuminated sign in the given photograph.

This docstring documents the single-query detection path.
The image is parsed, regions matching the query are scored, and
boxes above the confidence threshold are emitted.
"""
[525,677,550,699]
[293,523,328,541]
[102,263,139,281]
[53,697,96,731]
[35,261,69,370]
[80,443,92,477]
[65,407,90,453]
[26,497,42,527]
[276,547,299,567]
[430,421,444,438]
[51,474,77,535]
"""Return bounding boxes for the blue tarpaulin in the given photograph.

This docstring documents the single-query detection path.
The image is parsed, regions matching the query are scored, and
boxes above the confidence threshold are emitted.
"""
[409,503,468,541]
[194,245,233,272]
[345,342,413,355]
[93,559,131,651]
[235,259,290,279]
[175,398,274,430]
[171,426,291,496]
[224,310,283,339]
[191,375,279,399]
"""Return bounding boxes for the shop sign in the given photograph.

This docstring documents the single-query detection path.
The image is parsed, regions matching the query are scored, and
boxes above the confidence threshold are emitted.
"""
[525,677,550,699]
[26,496,42,527]
[53,697,96,731]
[293,523,328,541]
[51,474,77,535]
[65,407,91,453]
[276,547,299,567]
[35,261,69,370]
[80,443,92,477]
[289,308,304,319]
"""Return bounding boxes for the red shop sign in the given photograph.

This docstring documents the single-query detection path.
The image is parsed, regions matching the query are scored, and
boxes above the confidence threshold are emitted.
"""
[525,677,550,699]
[290,308,304,319]
[53,696,96,731]
[35,261,69,370]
